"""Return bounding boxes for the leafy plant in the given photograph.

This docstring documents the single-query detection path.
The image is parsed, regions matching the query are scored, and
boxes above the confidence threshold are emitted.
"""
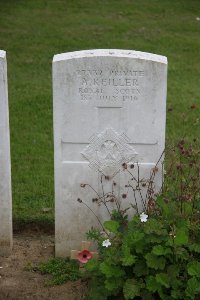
[79,139,200,300]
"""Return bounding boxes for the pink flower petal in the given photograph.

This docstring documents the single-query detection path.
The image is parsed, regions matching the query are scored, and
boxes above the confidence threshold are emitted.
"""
[77,249,93,264]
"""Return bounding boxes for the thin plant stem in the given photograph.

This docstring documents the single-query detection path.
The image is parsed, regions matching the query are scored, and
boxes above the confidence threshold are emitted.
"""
[100,175,112,217]
[136,163,146,211]
[85,184,101,198]
[78,199,109,237]
[144,150,165,205]
[112,181,121,211]
[127,184,139,214]
[125,169,138,183]
[138,188,146,211]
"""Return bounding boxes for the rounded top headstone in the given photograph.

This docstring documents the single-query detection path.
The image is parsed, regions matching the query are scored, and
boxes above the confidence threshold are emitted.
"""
[53,49,167,64]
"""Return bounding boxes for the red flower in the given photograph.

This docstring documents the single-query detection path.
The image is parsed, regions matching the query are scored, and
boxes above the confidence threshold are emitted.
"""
[78,249,92,264]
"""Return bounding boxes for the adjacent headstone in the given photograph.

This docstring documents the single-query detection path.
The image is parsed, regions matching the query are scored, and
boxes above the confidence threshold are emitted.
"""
[0,50,12,256]
[53,49,167,256]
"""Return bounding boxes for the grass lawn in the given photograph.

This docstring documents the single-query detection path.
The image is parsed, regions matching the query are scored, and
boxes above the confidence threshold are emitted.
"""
[0,0,199,224]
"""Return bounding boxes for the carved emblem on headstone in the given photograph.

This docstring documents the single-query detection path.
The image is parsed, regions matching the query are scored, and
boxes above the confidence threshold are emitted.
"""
[81,128,138,177]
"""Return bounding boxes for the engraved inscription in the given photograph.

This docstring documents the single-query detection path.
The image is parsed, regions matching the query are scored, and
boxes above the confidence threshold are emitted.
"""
[76,68,144,102]
[81,128,138,177]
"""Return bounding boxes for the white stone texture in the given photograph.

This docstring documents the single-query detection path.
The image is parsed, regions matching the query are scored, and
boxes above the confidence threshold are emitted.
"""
[0,50,12,256]
[53,49,167,256]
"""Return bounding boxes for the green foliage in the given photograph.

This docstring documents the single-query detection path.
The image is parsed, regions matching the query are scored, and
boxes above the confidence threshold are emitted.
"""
[104,220,120,233]
[174,227,189,246]
[85,258,100,273]
[100,262,125,279]
[146,276,161,293]
[37,258,81,285]
[155,273,170,289]
[86,227,101,241]
[189,243,200,253]
[152,245,172,256]
[123,279,142,299]
[186,278,200,299]
[145,253,166,270]
[86,203,200,299]
[121,244,136,266]
[187,262,200,278]
[85,141,200,299]
[87,279,110,300]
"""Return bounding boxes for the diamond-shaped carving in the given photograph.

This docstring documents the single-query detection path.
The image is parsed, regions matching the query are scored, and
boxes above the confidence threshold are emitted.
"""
[81,128,138,177]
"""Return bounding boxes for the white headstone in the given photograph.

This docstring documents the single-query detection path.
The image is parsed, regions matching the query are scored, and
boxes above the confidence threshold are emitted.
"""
[53,49,167,256]
[0,50,12,256]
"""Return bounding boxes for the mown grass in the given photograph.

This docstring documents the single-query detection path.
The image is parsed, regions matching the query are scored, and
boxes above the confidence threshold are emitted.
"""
[0,0,199,224]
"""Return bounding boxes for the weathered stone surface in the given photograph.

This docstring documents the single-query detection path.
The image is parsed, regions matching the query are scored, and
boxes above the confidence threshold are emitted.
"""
[53,49,167,256]
[0,50,12,256]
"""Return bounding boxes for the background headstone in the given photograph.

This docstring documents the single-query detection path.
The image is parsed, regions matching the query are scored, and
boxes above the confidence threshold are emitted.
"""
[53,49,167,256]
[0,50,12,256]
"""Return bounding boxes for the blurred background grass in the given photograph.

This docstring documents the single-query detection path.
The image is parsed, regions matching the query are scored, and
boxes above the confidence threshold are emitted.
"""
[0,0,199,224]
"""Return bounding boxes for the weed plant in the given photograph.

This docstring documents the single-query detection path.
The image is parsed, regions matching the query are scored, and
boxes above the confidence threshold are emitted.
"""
[37,258,81,286]
[77,139,200,300]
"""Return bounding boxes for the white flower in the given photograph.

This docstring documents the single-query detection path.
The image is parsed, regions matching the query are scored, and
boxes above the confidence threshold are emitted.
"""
[102,239,111,247]
[196,17,200,21]
[140,212,148,223]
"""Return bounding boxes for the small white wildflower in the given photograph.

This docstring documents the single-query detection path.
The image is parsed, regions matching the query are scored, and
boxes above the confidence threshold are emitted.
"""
[102,239,111,248]
[196,17,200,21]
[140,212,148,223]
